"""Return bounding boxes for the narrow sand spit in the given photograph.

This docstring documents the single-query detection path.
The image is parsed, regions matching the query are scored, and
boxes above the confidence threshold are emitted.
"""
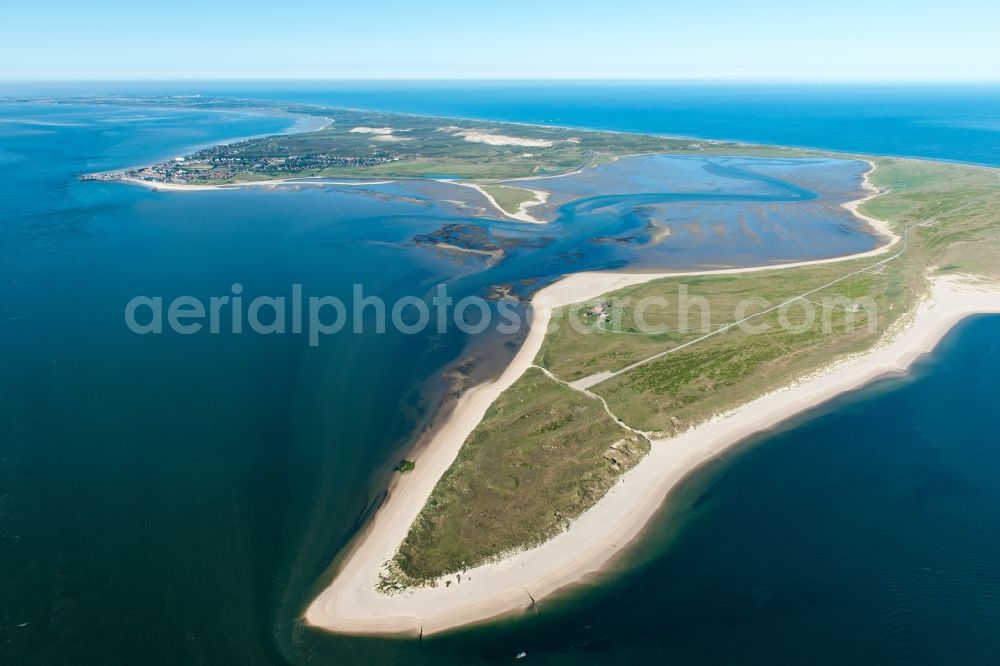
[304,161,1000,636]
[121,177,393,191]
[305,271,1000,637]
[442,180,550,224]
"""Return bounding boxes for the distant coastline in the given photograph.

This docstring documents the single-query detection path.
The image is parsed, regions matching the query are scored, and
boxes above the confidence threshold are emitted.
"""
[72,96,811,227]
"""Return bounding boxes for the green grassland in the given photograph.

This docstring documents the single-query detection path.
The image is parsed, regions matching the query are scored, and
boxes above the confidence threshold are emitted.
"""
[389,157,1000,584]
[591,271,893,434]
[476,183,539,215]
[866,158,1000,278]
[215,120,808,182]
[535,264,889,382]
[185,109,733,181]
[389,367,649,585]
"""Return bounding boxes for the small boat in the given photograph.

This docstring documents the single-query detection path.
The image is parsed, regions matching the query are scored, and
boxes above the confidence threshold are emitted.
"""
[515,651,527,660]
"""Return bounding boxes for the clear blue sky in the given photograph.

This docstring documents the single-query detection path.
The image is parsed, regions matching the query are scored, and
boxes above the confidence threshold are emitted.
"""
[3,0,998,80]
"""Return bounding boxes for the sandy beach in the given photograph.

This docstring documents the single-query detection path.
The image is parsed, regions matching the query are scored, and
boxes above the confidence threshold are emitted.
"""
[845,159,894,241]
[121,177,394,192]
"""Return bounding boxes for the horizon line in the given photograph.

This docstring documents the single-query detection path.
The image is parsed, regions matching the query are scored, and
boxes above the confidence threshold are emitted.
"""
[3,77,1000,85]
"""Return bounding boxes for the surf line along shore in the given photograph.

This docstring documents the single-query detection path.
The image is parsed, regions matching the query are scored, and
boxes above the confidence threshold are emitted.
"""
[303,164,1000,637]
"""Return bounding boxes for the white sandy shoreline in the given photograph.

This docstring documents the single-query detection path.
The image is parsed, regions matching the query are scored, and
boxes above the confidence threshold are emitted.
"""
[120,177,395,192]
[302,160,1000,636]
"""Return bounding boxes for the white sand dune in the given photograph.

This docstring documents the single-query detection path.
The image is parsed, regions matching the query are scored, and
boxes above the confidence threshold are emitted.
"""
[453,129,554,148]
[349,126,394,134]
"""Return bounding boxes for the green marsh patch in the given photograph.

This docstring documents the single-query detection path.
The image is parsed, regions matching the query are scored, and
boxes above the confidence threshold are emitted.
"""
[391,367,648,584]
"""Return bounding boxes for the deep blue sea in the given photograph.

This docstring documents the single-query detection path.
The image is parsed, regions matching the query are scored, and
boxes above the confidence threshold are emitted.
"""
[1,83,999,665]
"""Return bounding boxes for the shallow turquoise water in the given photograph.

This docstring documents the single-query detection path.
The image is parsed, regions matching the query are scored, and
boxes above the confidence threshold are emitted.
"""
[1,88,999,665]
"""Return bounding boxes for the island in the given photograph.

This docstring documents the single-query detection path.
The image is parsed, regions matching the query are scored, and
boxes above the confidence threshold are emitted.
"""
[71,96,1000,637]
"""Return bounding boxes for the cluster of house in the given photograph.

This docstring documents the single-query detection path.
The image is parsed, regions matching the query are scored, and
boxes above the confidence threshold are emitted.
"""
[128,159,232,184]
[603,436,640,470]
[585,301,612,323]
[91,150,403,185]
